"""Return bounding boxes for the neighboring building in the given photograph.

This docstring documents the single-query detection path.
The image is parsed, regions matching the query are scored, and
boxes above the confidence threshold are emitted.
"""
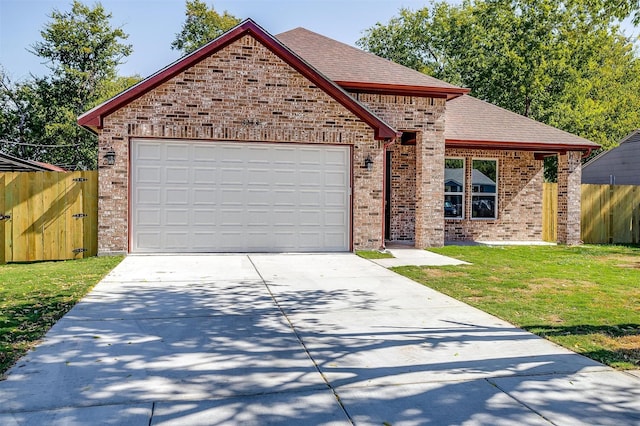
[0,151,66,172]
[78,20,598,255]
[582,130,640,185]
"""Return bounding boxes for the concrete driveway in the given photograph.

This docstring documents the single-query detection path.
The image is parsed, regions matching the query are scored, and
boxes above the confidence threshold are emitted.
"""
[1,254,639,425]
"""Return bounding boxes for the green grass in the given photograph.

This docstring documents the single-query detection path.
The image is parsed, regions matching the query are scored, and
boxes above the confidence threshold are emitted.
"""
[393,245,640,369]
[0,256,123,375]
[356,250,395,259]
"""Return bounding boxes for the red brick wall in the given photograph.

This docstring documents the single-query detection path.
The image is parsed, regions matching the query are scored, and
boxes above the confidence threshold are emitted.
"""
[387,143,416,240]
[557,151,582,244]
[353,94,446,247]
[97,35,384,254]
[443,149,545,241]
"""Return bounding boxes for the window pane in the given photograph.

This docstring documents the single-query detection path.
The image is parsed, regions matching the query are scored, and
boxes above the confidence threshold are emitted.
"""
[445,194,463,218]
[444,159,464,193]
[472,160,496,194]
[472,195,496,218]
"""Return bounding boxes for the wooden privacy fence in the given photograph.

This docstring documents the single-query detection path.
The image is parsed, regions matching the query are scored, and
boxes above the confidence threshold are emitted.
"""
[0,171,98,264]
[581,184,640,244]
[542,182,558,242]
[543,183,640,244]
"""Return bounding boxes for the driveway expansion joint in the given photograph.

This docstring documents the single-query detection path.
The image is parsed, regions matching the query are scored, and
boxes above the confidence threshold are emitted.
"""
[246,254,356,425]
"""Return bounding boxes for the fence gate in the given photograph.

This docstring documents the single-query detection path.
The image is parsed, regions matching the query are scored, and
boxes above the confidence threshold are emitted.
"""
[1,171,98,264]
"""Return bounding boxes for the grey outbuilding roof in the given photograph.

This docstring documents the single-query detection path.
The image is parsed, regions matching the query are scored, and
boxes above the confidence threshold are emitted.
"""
[582,130,640,185]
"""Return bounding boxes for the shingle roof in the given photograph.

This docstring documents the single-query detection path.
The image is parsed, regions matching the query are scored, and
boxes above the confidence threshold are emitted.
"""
[445,95,599,151]
[276,28,468,98]
[0,151,66,172]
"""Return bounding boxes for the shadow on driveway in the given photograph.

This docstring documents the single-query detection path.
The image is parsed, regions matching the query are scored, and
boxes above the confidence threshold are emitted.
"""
[1,254,639,425]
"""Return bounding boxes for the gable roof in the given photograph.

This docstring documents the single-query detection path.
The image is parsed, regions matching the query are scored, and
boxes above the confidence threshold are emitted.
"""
[78,19,398,140]
[276,28,469,99]
[0,151,66,172]
[444,95,599,153]
[582,129,640,185]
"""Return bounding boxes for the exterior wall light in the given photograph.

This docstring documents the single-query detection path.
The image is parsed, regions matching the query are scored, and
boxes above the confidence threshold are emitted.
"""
[104,148,116,166]
[364,155,373,170]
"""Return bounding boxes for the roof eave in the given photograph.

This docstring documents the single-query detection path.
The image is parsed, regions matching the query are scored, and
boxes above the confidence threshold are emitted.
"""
[446,138,600,154]
[339,81,470,100]
[77,19,398,141]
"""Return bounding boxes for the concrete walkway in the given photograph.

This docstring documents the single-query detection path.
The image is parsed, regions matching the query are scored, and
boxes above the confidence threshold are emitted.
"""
[371,247,470,267]
[1,254,639,425]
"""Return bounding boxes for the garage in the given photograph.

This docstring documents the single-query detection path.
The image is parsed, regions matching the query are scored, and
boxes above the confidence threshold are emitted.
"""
[131,139,351,253]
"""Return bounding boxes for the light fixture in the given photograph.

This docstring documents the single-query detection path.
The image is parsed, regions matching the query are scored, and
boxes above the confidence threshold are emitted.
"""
[364,155,373,170]
[104,148,116,166]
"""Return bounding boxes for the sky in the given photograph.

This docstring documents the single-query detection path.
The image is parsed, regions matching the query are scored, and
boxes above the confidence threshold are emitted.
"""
[1,0,638,83]
[0,0,431,81]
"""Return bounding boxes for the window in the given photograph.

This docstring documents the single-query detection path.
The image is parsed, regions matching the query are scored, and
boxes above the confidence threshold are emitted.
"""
[471,159,497,219]
[444,158,464,219]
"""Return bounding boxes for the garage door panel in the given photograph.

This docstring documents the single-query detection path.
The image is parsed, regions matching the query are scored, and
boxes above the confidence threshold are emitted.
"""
[165,188,189,205]
[221,168,245,184]
[165,232,190,249]
[136,166,161,184]
[131,140,350,252]
[247,169,270,184]
[325,190,347,207]
[193,189,216,205]
[136,143,161,160]
[165,167,189,183]
[193,168,216,184]
[299,190,322,207]
[165,210,189,226]
[221,189,244,206]
[325,170,348,186]
[166,145,189,161]
[325,210,348,226]
[137,232,161,250]
[193,145,217,161]
[325,149,348,165]
[136,209,161,226]
[192,232,216,248]
[136,188,161,204]
[193,210,215,226]
[299,210,321,226]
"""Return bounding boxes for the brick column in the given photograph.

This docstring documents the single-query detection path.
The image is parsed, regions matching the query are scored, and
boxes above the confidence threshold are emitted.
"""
[414,126,445,248]
[557,151,582,245]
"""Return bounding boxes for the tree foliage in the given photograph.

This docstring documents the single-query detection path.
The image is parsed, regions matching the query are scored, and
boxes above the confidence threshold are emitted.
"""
[358,0,640,153]
[171,0,241,54]
[0,1,136,169]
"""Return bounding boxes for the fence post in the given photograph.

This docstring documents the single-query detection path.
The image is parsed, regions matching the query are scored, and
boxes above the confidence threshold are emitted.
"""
[0,174,5,264]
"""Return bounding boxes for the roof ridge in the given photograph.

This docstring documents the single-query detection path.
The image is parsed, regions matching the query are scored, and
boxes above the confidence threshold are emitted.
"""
[78,19,399,140]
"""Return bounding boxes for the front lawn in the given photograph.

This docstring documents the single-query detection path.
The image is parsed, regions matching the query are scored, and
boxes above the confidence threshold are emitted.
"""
[0,256,123,375]
[356,250,394,259]
[393,244,640,369]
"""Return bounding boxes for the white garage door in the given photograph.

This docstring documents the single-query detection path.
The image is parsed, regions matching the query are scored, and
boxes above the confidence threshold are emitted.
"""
[131,139,350,253]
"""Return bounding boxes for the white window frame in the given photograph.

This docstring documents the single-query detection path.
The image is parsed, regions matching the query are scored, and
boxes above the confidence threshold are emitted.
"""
[471,158,498,220]
[444,157,465,220]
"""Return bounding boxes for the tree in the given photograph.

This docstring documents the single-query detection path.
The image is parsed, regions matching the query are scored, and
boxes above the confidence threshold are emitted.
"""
[358,0,640,180]
[171,0,241,54]
[0,1,135,169]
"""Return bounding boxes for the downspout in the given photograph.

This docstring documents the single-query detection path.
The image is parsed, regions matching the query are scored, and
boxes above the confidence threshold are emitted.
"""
[380,136,399,251]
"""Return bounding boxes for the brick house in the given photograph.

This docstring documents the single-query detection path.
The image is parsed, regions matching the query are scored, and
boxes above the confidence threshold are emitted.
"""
[78,20,598,255]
